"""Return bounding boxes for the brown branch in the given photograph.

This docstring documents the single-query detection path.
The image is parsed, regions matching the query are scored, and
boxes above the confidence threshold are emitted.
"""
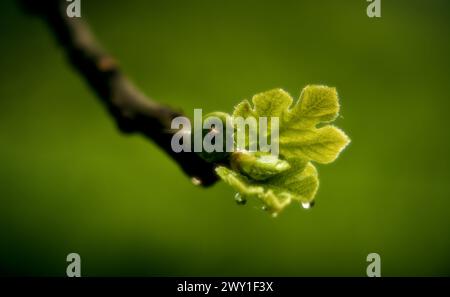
[20,0,218,186]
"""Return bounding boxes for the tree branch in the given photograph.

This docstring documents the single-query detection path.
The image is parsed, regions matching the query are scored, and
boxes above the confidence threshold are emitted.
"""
[20,0,218,186]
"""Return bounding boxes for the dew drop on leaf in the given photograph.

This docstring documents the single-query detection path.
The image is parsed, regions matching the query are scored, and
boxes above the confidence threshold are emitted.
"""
[234,193,246,205]
[191,177,202,186]
[301,201,314,209]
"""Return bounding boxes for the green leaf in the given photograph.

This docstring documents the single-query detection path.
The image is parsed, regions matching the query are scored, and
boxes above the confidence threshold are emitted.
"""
[279,125,350,163]
[216,159,318,216]
[289,85,340,124]
[268,158,318,203]
[251,88,293,118]
[233,100,256,119]
[232,86,350,163]
[216,85,350,216]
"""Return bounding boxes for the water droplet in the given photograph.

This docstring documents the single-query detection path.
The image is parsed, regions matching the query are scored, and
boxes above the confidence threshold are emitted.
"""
[261,205,268,211]
[191,177,202,186]
[234,193,246,205]
[271,212,279,218]
[301,201,312,209]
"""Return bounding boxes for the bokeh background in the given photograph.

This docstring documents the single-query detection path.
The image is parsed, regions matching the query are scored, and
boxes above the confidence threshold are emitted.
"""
[1,0,449,276]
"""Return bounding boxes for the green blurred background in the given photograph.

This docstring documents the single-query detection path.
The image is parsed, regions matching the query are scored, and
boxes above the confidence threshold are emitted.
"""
[1,0,449,276]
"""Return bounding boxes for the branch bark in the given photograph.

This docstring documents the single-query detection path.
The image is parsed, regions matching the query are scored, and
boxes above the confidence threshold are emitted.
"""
[20,0,218,186]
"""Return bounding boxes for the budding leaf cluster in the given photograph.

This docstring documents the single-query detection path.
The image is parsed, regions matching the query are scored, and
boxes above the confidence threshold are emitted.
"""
[214,85,350,216]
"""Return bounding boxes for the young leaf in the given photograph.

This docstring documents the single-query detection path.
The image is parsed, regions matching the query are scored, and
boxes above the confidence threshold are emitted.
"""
[279,125,349,163]
[216,159,318,216]
[232,86,350,163]
[290,85,340,123]
[216,86,350,216]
